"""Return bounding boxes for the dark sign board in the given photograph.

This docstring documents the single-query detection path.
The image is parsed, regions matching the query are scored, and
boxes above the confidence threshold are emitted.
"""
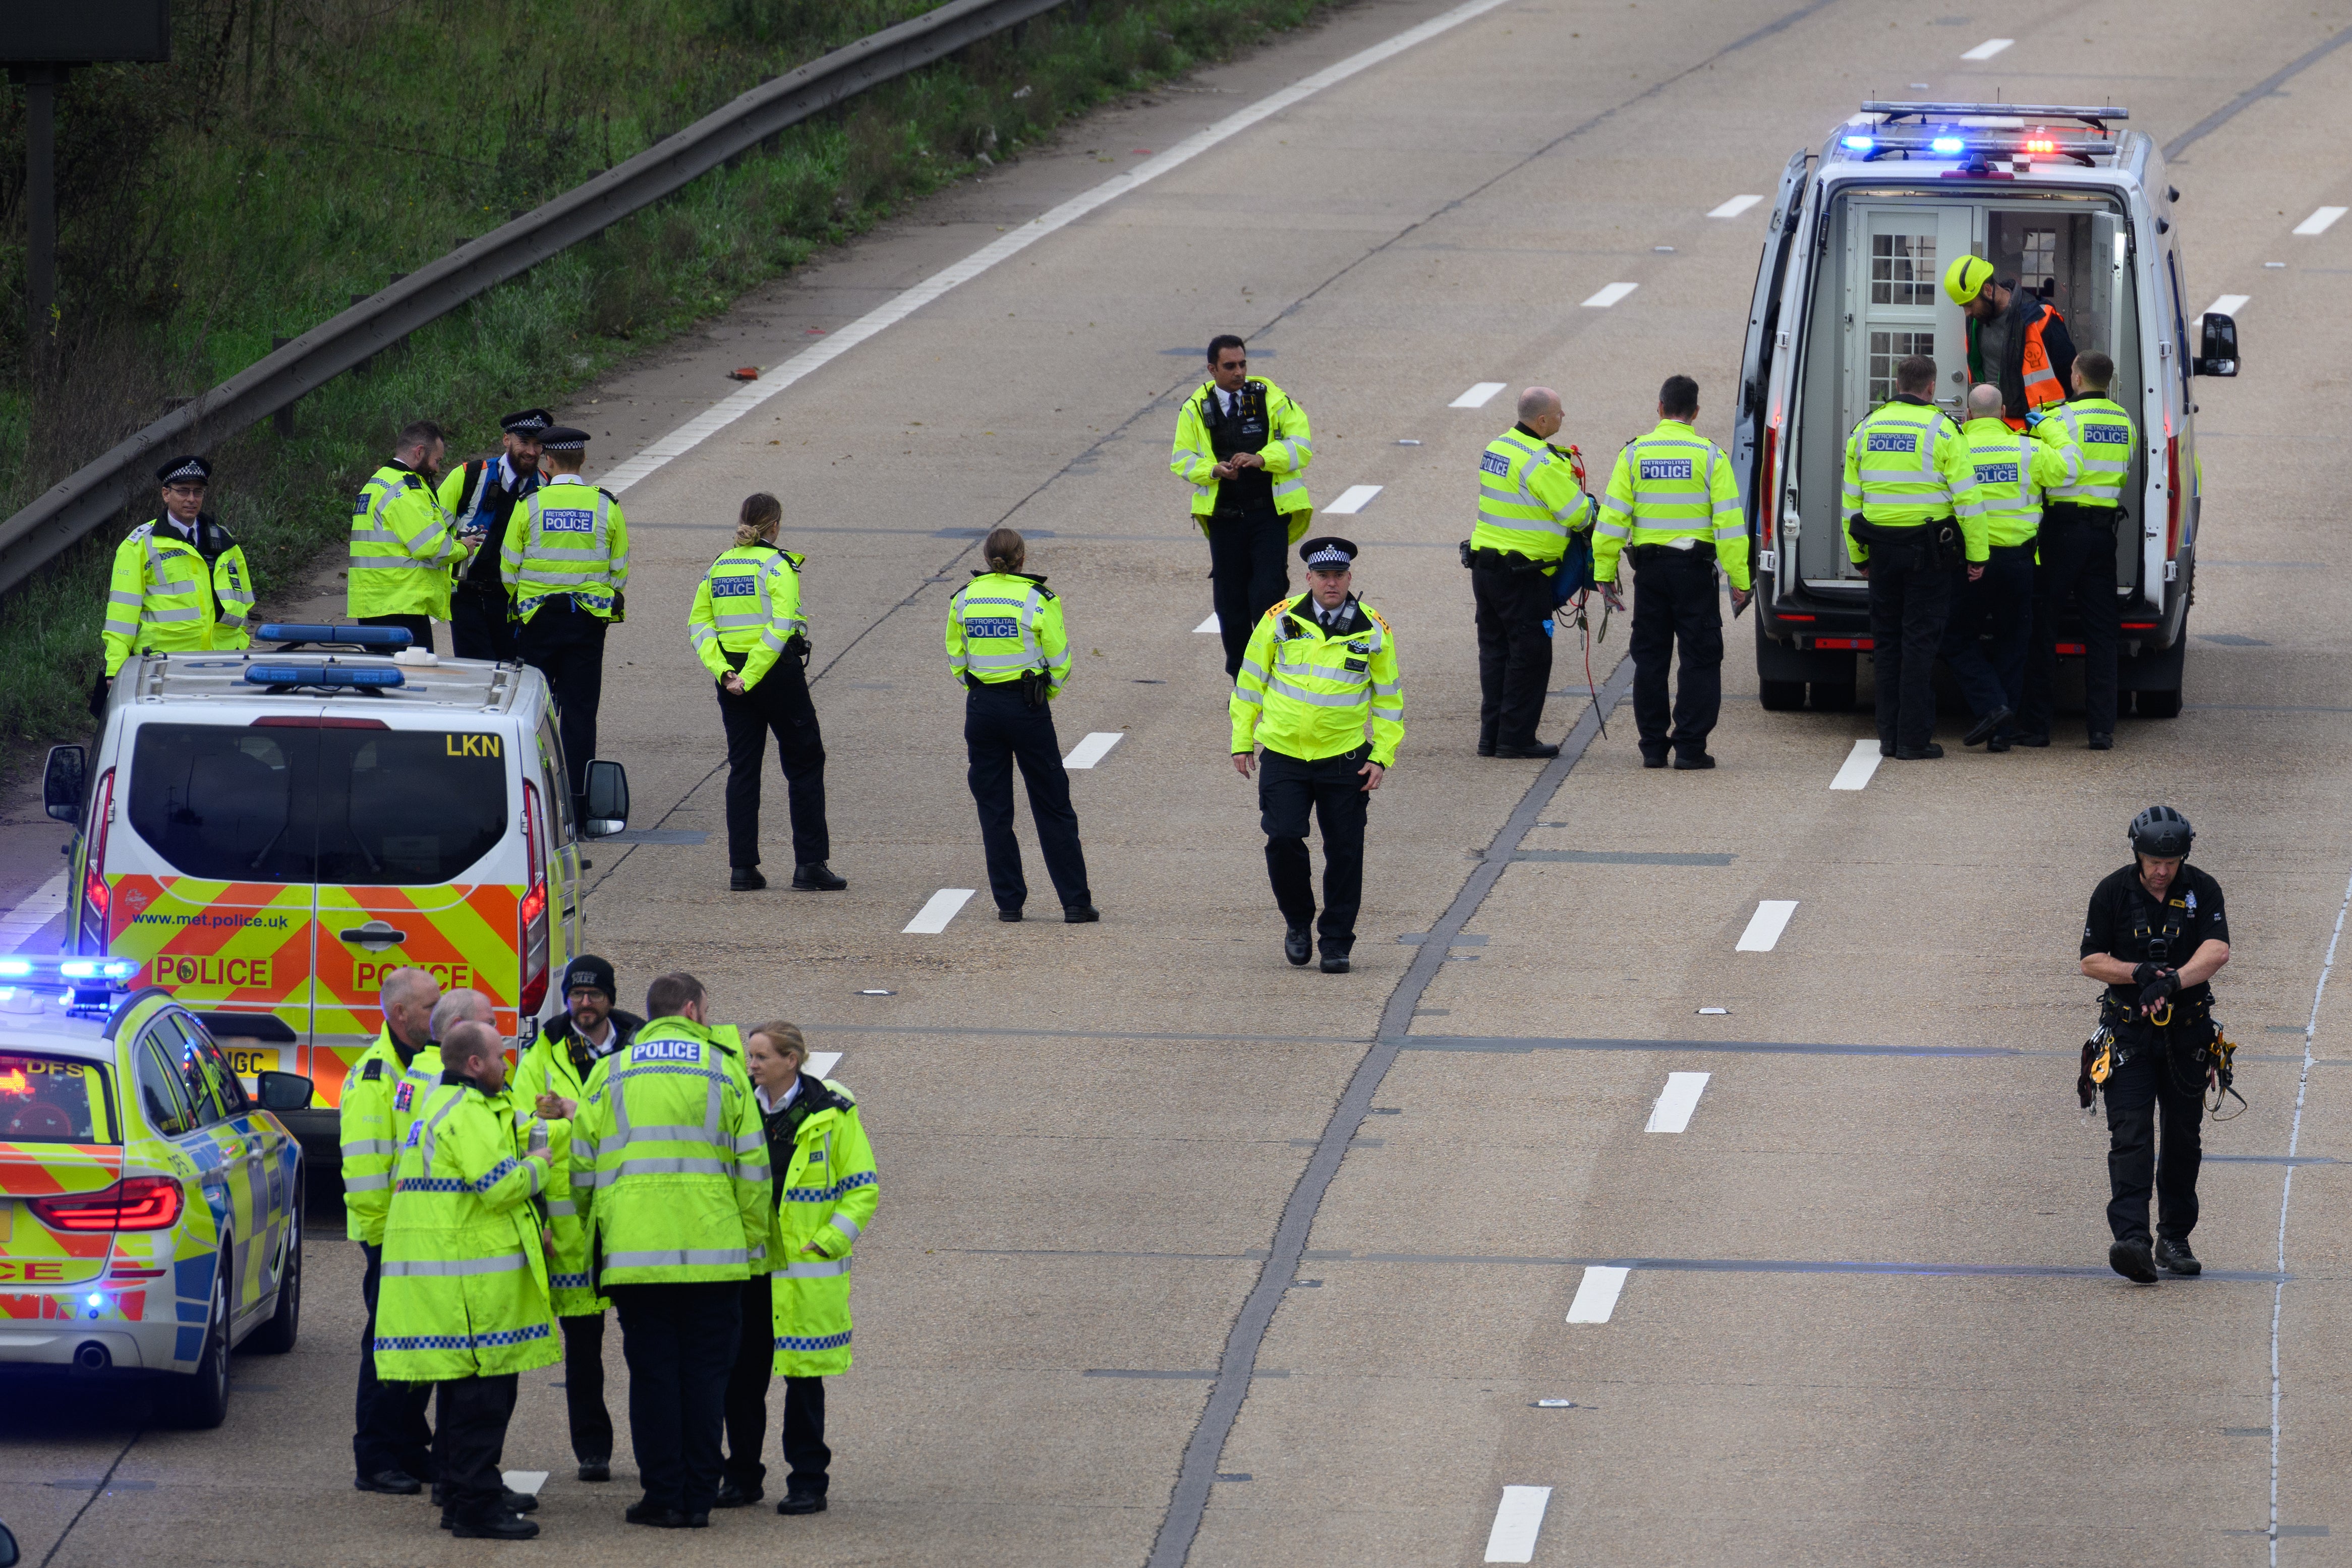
[2,2,172,64]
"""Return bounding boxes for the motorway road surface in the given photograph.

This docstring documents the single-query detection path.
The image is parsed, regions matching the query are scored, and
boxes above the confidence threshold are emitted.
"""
[8,0,2352,1562]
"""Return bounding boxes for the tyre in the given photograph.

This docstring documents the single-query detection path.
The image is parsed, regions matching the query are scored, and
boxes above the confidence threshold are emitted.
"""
[1810,682,1856,712]
[2136,686,2183,719]
[160,1252,232,1429]
[249,1198,302,1356]
[1759,679,1807,711]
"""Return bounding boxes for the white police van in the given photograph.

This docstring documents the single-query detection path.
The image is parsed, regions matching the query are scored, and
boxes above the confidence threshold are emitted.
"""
[1732,102,2240,715]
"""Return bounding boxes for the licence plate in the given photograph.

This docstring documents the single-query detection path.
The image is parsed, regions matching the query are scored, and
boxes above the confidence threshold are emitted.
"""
[222,1044,280,1082]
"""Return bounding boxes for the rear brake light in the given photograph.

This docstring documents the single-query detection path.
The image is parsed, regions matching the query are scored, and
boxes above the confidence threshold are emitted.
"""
[251,715,390,729]
[1778,614,1816,622]
[1814,637,1873,650]
[2164,430,2182,563]
[1758,420,1781,550]
[2057,642,2087,655]
[518,781,550,1020]
[31,1175,185,1233]
[78,768,115,956]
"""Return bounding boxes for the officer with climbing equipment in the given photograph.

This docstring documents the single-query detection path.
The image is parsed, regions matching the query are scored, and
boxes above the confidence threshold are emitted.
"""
[2018,351,2137,751]
[350,420,464,652]
[1171,334,1316,678]
[1945,253,2077,427]
[1230,537,1403,975]
[95,454,255,716]
[689,493,844,895]
[438,408,549,662]
[375,1020,557,1541]
[1951,383,2076,751]
[1465,386,1595,759]
[504,426,628,818]
[2079,806,2232,1284]
[1592,375,1747,770]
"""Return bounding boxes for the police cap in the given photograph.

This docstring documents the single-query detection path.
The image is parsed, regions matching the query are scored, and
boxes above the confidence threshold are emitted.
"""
[539,426,591,452]
[1299,536,1358,572]
[2128,805,2194,859]
[155,454,213,487]
[500,408,554,437]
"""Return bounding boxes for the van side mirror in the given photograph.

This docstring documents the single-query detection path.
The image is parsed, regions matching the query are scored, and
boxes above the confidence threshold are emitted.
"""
[255,1071,314,1112]
[43,744,85,824]
[2194,312,2239,377]
[582,759,629,838]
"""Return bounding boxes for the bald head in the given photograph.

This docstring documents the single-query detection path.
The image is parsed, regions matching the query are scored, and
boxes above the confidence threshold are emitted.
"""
[1516,386,1563,440]
[380,967,439,1053]
[429,988,494,1044]
[1967,383,2004,419]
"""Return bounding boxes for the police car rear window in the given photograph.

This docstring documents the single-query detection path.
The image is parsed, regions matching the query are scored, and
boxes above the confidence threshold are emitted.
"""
[129,723,508,885]
[0,1054,112,1144]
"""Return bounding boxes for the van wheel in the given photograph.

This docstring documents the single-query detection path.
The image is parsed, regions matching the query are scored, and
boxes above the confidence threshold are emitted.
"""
[1759,679,1807,712]
[249,1200,303,1355]
[1810,682,1856,712]
[160,1255,232,1429]
[2136,687,2183,719]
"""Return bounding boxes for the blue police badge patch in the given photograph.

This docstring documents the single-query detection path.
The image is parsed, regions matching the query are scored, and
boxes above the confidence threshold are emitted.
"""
[1865,433,1919,453]
[2185,889,2198,914]
[710,575,757,598]
[966,617,1020,640]
[540,507,597,535]
[1976,463,2021,485]
[1639,459,1695,481]
[1479,450,1513,477]
[2082,425,2130,444]
[633,1037,702,1064]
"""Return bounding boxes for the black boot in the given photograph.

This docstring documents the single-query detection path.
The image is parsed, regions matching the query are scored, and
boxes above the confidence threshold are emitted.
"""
[1284,928,1312,967]
[2109,1237,2159,1283]
[2153,1235,2201,1275]
[792,862,846,891]
[730,866,767,892]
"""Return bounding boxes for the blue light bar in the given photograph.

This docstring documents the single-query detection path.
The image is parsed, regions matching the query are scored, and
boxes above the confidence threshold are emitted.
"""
[255,623,413,648]
[1931,136,1965,154]
[1841,134,1875,151]
[0,956,134,987]
[245,665,406,689]
[61,959,138,980]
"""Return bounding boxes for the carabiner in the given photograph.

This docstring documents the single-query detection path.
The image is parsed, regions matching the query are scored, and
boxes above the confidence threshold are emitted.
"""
[2149,1000,2173,1028]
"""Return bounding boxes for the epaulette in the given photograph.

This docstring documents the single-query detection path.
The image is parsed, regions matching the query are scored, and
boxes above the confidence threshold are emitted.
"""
[362,1059,384,1081]
[597,487,620,505]
[1364,604,1392,634]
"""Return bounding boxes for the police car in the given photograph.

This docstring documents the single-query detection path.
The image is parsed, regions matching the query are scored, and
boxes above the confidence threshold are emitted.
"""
[0,958,308,1426]
[40,625,632,1171]
[1733,102,2236,714]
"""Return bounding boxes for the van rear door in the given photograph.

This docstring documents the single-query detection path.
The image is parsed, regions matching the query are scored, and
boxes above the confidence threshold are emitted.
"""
[1734,147,1812,552]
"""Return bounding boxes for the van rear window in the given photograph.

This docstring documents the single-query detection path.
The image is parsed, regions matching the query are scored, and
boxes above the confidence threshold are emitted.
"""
[129,724,508,885]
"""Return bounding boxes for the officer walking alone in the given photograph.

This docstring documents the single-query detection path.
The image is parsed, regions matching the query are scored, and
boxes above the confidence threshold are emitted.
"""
[2019,351,2136,750]
[438,409,549,662]
[1171,335,1316,677]
[96,455,255,716]
[351,421,465,652]
[2080,807,2230,1283]
[1467,387,1594,759]
[505,427,628,817]
[1230,538,1403,974]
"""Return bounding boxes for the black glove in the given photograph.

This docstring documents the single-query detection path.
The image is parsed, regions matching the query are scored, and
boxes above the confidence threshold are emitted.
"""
[2136,966,2181,1016]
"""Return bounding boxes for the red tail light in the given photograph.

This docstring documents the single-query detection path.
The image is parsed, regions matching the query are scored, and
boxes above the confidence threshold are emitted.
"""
[1759,419,1782,550]
[31,1175,185,1233]
[2164,429,2182,563]
[77,768,116,956]
[517,781,550,1020]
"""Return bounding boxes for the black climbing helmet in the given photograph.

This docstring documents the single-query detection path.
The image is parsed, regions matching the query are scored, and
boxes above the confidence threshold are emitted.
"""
[2129,805,2194,859]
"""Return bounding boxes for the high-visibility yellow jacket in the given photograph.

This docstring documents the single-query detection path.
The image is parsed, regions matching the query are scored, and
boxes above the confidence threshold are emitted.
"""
[570,1016,768,1286]
[1840,397,1989,564]
[1230,594,1403,768]
[688,543,807,691]
[1472,427,1594,567]
[373,1074,559,1382]
[349,462,463,620]
[1593,421,1749,589]
[338,1025,423,1246]
[1170,378,1314,536]
[765,1076,877,1378]
[101,516,254,677]
[945,571,1070,696]
[503,475,630,623]
[1960,416,2077,548]
[511,1010,641,1317]
[2039,395,2137,510]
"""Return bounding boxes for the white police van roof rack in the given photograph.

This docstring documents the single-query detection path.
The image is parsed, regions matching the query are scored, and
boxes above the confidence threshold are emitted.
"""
[1860,102,2129,130]
[1838,103,2130,169]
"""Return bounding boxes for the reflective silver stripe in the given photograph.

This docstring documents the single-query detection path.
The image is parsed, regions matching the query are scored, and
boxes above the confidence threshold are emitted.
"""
[781,1257,852,1279]
[346,557,440,570]
[1594,517,1632,540]
[734,1133,767,1155]
[602,1247,751,1268]
[615,1125,717,1144]
[1272,478,1308,500]
[381,1254,529,1277]
[603,1156,731,1176]
[142,605,204,622]
[340,1172,391,1193]
[107,590,143,607]
[829,1211,862,1241]
[1231,687,1263,707]
[546,1200,578,1217]
[1371,681,1400,696]
[343,1139,398,1156]
[1266,676,1365,709]
[1239,659,1268,682]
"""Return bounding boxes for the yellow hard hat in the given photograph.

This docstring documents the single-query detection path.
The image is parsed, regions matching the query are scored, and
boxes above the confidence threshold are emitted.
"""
[1943,254,1994,306]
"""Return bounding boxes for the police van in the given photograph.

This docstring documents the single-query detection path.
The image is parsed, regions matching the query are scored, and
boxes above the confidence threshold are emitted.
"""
[39,626,632,1166]
[1733,102,2241,714]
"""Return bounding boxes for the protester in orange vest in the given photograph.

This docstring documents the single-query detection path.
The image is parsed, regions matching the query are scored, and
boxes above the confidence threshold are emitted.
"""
[1945,256,2077,429]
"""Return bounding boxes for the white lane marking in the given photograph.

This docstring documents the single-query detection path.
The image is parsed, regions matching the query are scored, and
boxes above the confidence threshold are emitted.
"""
[1565,1266,1628,1323]
[1960,36,2014,59]
[598,0,1528,494]
[2293,206,2347,236]
[1708,193,1764,218]
[1194,612,1221,634]
[903,888,975,934]
[1829,737,1882,791]
[805,1051,843,1079]
[1581,281,1639,309]
[1645,1071,1711,1133]
[501,1470,549,1496]
[1451,381,1508,409]
[1325,485,1383,514]
[0,872,68,953]
[1737,900,1799,952]
[1064,732,1125,769]
[2205,294,2250,319]
[1482,1486,1555,1563]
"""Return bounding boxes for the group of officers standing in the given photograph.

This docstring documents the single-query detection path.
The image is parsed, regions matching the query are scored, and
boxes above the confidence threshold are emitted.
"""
[341,957,875,1538]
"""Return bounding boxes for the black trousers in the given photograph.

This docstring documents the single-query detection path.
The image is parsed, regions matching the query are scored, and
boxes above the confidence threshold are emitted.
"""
[358,612,434,654]
[2103,1030,2203,1245]
[354,1241,435,1480]
[1933,557,2014,721]
[449,586,518,663]
[1472,561,1556,749]
[1626,547,1724,760]
[518,600,609,804]
[717,655,829,869]
[2022,509,2121,739]
[609,1281,740,1515]
[1865,543,1952,752]
[432,1373,519,1525]
[1259,746,1370,954]
[1207,506,1290,677]
[964,682,1091,911]
[560,1310,613,1464]
[721,1273,833,1497]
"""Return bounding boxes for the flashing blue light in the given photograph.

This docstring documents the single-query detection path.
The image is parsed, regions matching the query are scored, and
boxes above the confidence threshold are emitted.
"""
[1931,136,1965,154]
[244,665,406,689]
[0,960,30,978]
[1842,134,1875,151]
[87,1293,104,1308]
[255,623,413,648]
[60,959,137,980]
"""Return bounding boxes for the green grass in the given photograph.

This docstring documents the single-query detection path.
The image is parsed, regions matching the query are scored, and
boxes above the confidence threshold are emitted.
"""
[0,0,1337,762]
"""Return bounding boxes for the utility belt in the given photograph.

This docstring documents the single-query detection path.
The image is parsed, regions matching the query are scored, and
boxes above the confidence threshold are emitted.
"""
[965,669,1052,709]
[1461,544,1561,574]
[1849,514,1959,570]
[2077,988,2244,1120]
[721,636,810,678]
[2041,500,2125,531]
[1627,540,1715,565]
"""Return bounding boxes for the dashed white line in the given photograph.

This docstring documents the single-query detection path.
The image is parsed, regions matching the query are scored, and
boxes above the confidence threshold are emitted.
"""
[1707,194,1764,218]
[1565,1265,1629,1323]
[1482,1486,1555,1563]
[1325,484,1384,514]
[0,872,67,953]
[1736,899,1799,953]
[1960,36,2014,60]
[1829,738,1882,791]
[1064,732,1125,769]
[2205,294,2250,319]
[1194,612,1221,634]
[1645,1071,1711,1133]
[1581,281,1639,309]
[903,888,975,934]
[1451,381,1508,409]
[2293,206,2347,236]
[806,1051,843,1079]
